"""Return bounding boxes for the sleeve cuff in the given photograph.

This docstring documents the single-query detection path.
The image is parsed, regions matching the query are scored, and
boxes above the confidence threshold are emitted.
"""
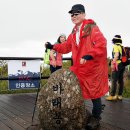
[82,55,93,60]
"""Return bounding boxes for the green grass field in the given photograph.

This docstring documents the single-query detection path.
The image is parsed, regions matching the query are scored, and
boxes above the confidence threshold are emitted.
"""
[0,78,130,98]
[123,79,130,97]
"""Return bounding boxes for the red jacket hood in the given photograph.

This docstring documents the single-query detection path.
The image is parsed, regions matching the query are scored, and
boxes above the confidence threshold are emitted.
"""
[72,19,95,33]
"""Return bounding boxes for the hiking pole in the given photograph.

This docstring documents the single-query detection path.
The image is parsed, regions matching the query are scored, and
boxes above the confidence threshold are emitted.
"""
[31,76,41,126]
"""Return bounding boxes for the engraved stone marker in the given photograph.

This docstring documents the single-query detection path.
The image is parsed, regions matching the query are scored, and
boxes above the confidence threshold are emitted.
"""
[37,69,88,130]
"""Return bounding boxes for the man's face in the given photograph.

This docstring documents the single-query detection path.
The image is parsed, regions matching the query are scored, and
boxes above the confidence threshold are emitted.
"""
[70,12,85,26]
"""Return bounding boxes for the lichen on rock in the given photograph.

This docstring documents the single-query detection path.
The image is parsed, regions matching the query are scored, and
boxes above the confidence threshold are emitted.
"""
[37,69,88,130]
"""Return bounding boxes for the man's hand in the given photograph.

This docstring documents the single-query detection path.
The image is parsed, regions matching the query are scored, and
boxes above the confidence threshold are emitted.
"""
[111,61,118,71]
[45,42,53,49]
[80,55,93,64]
[80,58,87,64]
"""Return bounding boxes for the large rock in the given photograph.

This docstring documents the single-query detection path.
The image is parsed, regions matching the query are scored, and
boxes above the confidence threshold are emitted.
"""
[37,69,88,130]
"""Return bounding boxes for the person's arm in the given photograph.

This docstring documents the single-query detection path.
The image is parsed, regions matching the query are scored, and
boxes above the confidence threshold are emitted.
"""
[86,25,107,58]
[50,50,56,61]
[80,55,93,64]
[45,35,72,54]
[50,50,56,67]
[53,35,72,54]
[113,52,119,62]
[112,45,119,62]
[80,25,106,64]
[111,45,119,71]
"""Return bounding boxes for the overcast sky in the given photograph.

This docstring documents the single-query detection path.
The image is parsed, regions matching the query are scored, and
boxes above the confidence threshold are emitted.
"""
[0,0,130,58]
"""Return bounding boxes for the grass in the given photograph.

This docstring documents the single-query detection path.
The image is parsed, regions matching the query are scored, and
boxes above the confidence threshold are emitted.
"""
[123,79,130,98]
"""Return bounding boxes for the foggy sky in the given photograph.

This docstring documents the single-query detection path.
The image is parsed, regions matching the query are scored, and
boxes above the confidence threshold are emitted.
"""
[0,0,130,57]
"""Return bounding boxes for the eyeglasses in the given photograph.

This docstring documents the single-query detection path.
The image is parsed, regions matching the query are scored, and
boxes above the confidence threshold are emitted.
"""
[71,13,81,17]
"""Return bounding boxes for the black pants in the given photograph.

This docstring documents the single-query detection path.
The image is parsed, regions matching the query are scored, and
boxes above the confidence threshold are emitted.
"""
[111,63,125,96]
[92,98,102,119]
[50,65,62,73]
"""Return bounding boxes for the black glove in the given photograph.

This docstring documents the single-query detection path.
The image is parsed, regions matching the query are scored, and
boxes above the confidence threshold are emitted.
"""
[82,55,93,60]
[45,48,47,52]
[45,42,53,49]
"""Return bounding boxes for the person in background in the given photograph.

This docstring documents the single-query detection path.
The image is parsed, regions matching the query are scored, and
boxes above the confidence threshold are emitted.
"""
[106,35,125,101]
[50,34,66,73]
[45,4,108,129]
[105,74,112,96]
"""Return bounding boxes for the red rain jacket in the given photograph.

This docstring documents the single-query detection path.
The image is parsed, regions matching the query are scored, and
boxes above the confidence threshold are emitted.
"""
[50,52,63,66]
[53,19,109,99]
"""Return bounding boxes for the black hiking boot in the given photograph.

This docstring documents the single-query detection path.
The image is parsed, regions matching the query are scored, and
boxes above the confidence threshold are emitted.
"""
[86,116,100,130]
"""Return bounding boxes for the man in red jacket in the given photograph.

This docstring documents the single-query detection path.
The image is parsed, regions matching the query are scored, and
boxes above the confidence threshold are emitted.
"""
[45,4,108,129]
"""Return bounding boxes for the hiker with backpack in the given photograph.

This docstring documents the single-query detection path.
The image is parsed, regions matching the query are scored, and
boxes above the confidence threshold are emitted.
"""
[49,34,66,73]
[45,4,108,129]
[106,35,125,101]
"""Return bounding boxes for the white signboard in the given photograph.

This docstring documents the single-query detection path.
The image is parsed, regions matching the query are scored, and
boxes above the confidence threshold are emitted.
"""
[8,60,40,90]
